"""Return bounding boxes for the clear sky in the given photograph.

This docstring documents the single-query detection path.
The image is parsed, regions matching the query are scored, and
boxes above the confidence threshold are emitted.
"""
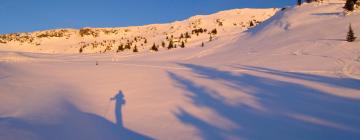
[0,0,294,34]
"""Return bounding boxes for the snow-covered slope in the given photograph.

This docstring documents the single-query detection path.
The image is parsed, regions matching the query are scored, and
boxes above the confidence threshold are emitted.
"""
[1,1,360,140]
[0,8,277,54]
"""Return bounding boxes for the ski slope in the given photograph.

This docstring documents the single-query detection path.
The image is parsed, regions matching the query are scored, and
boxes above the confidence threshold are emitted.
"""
[0,1,360,140]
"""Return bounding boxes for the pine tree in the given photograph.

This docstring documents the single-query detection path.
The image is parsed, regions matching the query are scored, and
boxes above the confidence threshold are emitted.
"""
[133,45,138,52]
[79,47,83,53]
[347,24,357,42]
[344,0,356,11]
[125,43,131,50]
[297,0,302,5]
[151,43,158,51]
[185,32,191,38]
[181,41,185,48]
[249,21,254,27]
[161,41,166,48]
[201,42,204,47]
[211,29,217,35]
[117,44,124,52]
[168,40,174,49]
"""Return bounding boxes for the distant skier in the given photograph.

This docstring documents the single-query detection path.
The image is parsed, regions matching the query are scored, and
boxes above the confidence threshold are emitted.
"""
[111,90,126,127]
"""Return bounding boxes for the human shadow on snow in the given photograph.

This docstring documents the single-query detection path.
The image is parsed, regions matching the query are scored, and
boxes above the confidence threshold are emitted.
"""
[168,63,360,140]
[0,92,153,140]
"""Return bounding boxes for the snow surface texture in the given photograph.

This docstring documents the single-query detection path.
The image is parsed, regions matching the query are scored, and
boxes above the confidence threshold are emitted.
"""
[0,0,360,140]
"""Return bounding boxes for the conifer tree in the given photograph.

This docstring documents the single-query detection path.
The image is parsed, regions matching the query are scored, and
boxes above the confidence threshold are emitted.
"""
[201,42,204,47]
[347,24,357,42]
[249,21,255,27]
[298,0,302,5]
[185,32,191,38]
[117,44,124,52]
[79,47,83,53]
[133,45,138,52]
[211,29,217,35]
[168,40,174,49]
[181,41,185,48]
[151,43,158,51]
[161,41,166,48]
[344,0,356,11]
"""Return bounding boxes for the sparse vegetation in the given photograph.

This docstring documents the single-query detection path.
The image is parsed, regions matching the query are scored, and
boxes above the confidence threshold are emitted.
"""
[36,30,69,38]
[216,19,223,26]
[192,28,207,36]
[79,28,99,37]
[0,33,35,44]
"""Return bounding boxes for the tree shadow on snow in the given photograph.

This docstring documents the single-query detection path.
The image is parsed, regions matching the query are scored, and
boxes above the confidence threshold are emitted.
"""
[0,95,153,140]
[311,12,342,16]
[318,38,347,42]
[168,63,360,140]
[236,65,360,90]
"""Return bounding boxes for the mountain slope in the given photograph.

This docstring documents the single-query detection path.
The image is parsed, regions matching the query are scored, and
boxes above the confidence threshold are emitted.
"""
[0,1,360,140]
[0,8,277,54]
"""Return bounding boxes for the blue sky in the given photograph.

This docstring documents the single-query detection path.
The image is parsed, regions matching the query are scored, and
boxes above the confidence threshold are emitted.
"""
[0,0,294,34]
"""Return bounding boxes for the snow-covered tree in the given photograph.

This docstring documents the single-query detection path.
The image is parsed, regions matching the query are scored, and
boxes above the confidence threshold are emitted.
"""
[347,24,357,42]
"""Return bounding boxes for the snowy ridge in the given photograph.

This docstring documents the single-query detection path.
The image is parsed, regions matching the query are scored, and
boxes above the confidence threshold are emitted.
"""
[0,8,278,54]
